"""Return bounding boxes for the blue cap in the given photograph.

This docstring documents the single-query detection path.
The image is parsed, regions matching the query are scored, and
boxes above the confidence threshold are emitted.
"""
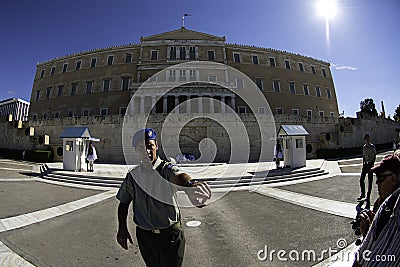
[132,128,157,147]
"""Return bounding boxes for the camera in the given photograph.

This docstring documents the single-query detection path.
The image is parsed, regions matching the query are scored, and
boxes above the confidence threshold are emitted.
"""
[350,201,367,246]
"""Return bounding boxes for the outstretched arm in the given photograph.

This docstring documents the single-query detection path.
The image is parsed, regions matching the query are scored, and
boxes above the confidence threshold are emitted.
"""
[116,202,133,250]
[171,173,212,208]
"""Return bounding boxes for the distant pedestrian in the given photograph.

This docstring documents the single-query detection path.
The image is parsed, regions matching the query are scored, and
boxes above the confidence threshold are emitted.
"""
[274,139,283,169]
[358,134,376,209]
[86,142,97,172]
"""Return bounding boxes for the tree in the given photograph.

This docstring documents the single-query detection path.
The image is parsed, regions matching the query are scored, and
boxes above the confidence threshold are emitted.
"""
[394,104,400,122]
[360,98,378,116]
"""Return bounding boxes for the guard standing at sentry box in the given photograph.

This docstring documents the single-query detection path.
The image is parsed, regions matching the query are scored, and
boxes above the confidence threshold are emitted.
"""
[116,128,212,267]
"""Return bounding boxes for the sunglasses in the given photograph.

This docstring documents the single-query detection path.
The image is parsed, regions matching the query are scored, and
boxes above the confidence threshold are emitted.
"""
[376,173,394,184]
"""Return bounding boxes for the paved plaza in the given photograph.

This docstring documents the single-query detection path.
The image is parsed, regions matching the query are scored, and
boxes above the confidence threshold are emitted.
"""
[0,152,392,266]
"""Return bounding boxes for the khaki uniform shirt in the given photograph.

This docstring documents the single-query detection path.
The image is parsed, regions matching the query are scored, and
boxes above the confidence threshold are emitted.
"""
[116,157,181,231]
[363,143,376,164]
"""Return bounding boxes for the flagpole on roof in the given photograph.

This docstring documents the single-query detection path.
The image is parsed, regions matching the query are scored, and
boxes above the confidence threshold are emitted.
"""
[182,13,191,28]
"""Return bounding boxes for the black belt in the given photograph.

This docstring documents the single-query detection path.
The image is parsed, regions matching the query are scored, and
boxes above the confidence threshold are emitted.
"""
[139,221,181,234]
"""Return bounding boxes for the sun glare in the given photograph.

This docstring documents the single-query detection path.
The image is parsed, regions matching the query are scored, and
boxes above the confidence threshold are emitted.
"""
[317,0,337,19]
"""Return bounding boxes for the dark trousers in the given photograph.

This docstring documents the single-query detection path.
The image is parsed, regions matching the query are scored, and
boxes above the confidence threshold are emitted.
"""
[360,163,374,200]
[136,226,185,267]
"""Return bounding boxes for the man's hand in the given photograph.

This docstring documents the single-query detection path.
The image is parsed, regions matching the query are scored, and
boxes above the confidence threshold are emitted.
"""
[186,181,212,208]
[359,209,374,237]
[117,227,133,250]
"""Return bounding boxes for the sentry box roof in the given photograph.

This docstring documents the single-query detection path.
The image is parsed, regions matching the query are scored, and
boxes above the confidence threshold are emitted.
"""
[60,127,100,141]
[278,125,309,137]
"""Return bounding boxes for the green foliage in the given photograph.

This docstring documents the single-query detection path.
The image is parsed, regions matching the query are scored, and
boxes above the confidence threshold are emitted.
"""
[394,104,400,122]
[360,98,378,116]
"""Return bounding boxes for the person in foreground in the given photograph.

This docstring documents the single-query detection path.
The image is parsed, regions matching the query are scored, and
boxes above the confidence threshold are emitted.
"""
[116,128,212,267]
[353,154,400,267]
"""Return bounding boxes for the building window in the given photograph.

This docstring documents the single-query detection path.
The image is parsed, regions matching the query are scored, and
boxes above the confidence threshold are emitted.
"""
[255,78,264,91]
[169,47,177,60]
[296,139,303,149]
[151,50,158,60]
[121,77,130,90]
[103,79,111,92]
[40,69,45,78]
[57,85,64,97]
[62,64,68,73]
[330,112,334,117]
[238,106,247,114]
[189,69,196,81]
[326,88,332,99]
[71,83,78,96]
[298,62,304,72]
[289,82,296,94]
[319,111,324,119]
[311,65,316,74]
[307,109,312,117]
[292,109,299,116]
[168,70,176,81]
[54,112,60,119]
[83,109,90,116]
[65,140,73,151]
[315,86,321,97]
[107,55,114,65]
[285,60,291,70]
[86,81,93,94]
[233,53,240,63]
[75,60,82,70]
[208,50,215,61]
[46,87,51,100]
[32,114,37,120]
[35,90,40,101]
[100,108,108,116]
[303,84,309,96]
[68,110,74,117]
[236,77,244,89]
[322,68,327,77]
[252,55,259,65]
[208,75,217,82]
[273,80,280,92]
[91,58,97,68]
[258,107,266,114]
[50,67,56,76]
[189,47,196,60]
[43,113,47,119]
[120,107,127,115]
[180,47,186,60]
[269,57,276,67]
[276,108,283,115]
[125,53,132,63]
[178,70,186,81]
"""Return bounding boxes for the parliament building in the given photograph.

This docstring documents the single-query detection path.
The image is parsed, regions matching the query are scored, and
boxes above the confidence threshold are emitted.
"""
[30,27,338,120]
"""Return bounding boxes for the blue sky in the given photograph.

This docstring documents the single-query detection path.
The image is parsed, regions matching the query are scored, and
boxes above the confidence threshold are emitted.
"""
[1,0,399,117]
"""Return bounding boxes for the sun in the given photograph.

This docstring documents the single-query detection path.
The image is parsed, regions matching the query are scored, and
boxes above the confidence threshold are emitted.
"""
[317,0,337,19]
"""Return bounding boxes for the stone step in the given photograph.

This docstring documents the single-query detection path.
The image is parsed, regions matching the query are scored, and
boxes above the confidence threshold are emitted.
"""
[39,164,328,190]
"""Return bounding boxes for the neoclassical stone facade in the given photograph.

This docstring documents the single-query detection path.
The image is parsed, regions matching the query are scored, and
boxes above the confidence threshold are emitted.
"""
[30,27,338,120]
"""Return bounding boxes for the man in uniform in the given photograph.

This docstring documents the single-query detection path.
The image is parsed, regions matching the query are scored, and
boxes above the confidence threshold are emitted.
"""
[358,134,377,208]
[116,128,211,267]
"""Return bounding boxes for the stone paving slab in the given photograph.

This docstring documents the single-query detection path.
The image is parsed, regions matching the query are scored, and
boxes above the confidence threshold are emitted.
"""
[0,181,102,219]
[277,175,379,205]
[0,190,355,267]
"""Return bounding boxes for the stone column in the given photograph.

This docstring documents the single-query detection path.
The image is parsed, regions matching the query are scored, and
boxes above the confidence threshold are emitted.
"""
[209,96,214,113]
[186,95,191,113]
[175,95,179,113]
[198,96,203,113]
[221,96,226,113]
[163,96,168,113]
[231,96,236,111]
[140,96,145,114]
[151,96,156,114]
